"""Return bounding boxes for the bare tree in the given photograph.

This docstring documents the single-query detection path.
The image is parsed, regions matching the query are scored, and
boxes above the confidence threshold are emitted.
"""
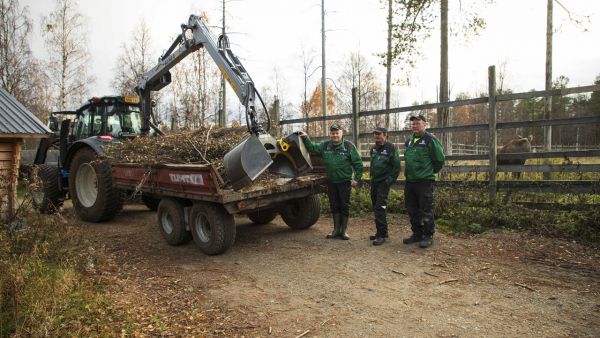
[0,0,52,123]
[170,49,220,129]
[0,0,31,101]
[42,0,93,110]
[169,14,221,130]
[112,19,154,96]
[300,46,318,130]
[337,51,383,130]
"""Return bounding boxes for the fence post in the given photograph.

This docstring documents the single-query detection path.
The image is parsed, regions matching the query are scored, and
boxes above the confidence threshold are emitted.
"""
[488,65,497,202]
[272,97,281,137]
[351,87,359,147]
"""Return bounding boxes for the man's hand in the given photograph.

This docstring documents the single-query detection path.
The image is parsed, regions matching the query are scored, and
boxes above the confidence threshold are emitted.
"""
[351,180,358,187]
[295,131,307,138]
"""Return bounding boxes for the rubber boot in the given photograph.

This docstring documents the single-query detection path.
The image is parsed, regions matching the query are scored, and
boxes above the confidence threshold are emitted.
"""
[326,213,341,239]
[339,214,350,240]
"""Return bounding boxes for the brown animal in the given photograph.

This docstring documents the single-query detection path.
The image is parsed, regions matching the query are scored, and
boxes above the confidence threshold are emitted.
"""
[497,135,533,179]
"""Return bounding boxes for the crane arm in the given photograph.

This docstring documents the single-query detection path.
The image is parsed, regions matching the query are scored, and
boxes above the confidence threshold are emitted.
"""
[136,14,265,135]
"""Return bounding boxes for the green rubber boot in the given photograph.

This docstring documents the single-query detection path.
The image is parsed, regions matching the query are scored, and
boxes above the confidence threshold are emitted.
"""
[339,214,350,240]
[326,213,341,239]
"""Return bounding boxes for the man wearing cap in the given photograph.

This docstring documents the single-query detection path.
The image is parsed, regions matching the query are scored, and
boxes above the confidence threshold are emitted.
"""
[297,124,363,240]
[403,115,445,248]
[369,127,401,245]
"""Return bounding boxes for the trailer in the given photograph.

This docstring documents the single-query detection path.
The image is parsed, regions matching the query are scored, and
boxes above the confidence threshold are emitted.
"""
[111,162,326,255]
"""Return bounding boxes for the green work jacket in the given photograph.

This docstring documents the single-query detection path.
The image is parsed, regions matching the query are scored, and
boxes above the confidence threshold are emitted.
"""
[404,132,445,181]
[303,136,363,183]
[369,141,401,185]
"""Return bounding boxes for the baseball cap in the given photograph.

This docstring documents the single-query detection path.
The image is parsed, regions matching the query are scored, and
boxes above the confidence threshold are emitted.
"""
[329,124,342,131]
[372,127,388,134]
[409,115,427,122]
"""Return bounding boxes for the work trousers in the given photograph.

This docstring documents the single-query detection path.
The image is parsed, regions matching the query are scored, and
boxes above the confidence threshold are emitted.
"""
[370,180,390,237]
[327,181,351,217]
[404,180,435,237]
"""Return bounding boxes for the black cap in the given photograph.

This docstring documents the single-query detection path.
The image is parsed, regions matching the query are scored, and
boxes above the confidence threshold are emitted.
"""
[409,115,427,122]
[330,123,342,131]
[373,127,387,134]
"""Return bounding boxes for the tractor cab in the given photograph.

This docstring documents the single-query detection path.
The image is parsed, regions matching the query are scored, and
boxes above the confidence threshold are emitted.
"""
[71,96,143,141]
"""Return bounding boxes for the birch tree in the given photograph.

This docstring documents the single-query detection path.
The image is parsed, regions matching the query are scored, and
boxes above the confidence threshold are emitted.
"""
[112,19,154,96]
[42,0,93,110]
[0,0,31,101]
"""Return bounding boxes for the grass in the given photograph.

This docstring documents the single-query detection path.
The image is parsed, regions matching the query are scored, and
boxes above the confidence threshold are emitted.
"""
[0,211,125,336]
[320,181,600,242]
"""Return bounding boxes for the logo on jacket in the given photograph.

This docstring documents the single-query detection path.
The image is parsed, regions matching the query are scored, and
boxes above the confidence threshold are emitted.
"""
[419,140,426,145]
[381,149,388,155]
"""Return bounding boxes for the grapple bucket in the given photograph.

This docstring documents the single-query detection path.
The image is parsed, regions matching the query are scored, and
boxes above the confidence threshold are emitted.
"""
[224,135,273,190]
[224,132,314,190]
[269,133,312,177]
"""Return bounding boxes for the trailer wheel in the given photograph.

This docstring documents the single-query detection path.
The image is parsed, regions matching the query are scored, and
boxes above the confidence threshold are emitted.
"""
[142,194,160,211]
[157,198,192,245]
[31,164,64,213]
[280,194,321,229]
[247,209,278,225]
[69,147,124,222]
[189,202,236,255]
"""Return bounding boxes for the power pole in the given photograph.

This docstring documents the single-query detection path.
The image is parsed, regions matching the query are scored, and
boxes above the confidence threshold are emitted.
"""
[544,0,553,179]
[385,0,392,126]
[439,0,450,156]
[219,0,227,127]
[321,0,327,136]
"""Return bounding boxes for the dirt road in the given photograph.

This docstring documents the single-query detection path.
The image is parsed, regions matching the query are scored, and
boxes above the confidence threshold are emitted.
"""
[73,204,600,337]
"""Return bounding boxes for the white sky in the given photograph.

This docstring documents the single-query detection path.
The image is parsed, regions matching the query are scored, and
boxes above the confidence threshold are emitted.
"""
[22,0,600,113]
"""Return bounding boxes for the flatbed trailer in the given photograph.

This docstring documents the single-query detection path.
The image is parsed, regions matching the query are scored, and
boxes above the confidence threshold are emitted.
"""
[111,163,326,255]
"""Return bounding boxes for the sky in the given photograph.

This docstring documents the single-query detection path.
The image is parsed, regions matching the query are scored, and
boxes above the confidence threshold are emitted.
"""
[21,0,600,116]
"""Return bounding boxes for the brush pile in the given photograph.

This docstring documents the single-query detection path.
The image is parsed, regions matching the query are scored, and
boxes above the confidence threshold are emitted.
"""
[102,127,249,171]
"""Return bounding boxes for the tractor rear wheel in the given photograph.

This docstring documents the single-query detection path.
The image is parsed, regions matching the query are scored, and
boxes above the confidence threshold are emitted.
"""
[31,164,64,213]
[69,147,124,222]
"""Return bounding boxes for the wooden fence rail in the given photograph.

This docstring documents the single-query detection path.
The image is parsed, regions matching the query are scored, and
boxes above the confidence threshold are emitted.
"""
[277,65,600,200]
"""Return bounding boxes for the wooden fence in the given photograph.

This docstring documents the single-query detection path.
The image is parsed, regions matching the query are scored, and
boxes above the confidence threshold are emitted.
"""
[278,66,600,200]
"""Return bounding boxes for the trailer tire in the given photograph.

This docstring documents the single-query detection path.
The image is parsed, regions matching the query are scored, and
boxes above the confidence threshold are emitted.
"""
[247,209,278,225]
[280,194,321,229]
[69,147,124,222]
[189,202,236,255]
[31,164,64,213]
[142,194,160,211]
[157,198,192,245]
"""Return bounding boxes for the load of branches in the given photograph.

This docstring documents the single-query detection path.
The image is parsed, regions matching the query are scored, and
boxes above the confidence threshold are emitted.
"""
[102,127,249,170]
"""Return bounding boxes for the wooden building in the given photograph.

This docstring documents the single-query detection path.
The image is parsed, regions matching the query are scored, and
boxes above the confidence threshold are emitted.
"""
[0,87,51,222]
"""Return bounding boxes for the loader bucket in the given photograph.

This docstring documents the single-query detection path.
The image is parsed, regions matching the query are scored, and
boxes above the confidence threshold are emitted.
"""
[269,133,313,177]
[224,135,273,190]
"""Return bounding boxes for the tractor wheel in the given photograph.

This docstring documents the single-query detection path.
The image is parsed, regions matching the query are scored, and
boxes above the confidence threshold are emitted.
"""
[157,198,192,245]
[189,202,236,255]
[142,194,160,211]
[69,147,124,222]
[247,209,278,225]
[31,164,64,213]
[279,195,321,229]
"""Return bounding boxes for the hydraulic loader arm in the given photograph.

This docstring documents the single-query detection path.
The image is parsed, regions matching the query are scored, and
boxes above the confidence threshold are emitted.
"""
[136,14,266,136]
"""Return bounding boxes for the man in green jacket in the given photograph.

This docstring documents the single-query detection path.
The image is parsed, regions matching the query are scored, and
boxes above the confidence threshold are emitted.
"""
[297,124,363,240]
[403,115,445,248]
[369,127,401,246]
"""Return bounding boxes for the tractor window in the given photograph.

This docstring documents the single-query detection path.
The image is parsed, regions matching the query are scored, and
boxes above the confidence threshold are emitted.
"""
[92,114,102,135]
[106,104,142,137]
[75,108,92,140]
